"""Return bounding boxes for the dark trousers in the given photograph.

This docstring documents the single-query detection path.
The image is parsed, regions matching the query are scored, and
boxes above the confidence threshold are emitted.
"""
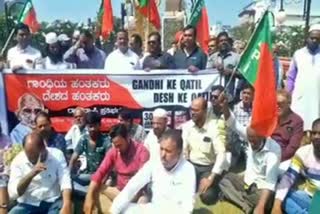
[9,199,62,214]
[191,162,223,205]
[219,173,273,214]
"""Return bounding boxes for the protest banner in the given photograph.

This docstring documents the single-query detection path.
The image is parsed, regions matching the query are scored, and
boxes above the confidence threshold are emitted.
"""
[1,69,219,141]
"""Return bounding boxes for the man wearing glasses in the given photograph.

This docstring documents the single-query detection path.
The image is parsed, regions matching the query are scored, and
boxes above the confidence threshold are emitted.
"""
[10,93,44,144]
[142,32,176,70]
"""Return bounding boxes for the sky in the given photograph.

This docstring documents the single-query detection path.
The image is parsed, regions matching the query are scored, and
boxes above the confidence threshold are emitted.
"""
[31,0,320,27]
[32,0,252,26]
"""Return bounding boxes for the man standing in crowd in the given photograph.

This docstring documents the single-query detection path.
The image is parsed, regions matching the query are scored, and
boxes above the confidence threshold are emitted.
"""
[7,23,41,71]
[10,93,44,144]
[142,32,176,70]
[36,32,74,69]
[144,108,169,162]
[110,129,196,214]
[272,118,320,214]
[65,107,87,151]
[207,32,240,99]
[0,124,11,214]
[174,25,207,72]
[208,37,218,57]
[105,30,140,72]
[129,34,144,59]
[286,23,320,131]
[219,94,281,214]
[118,108,146,143]
[58,33,72,55]
[35,111,67,154]
[8,132,72,214]
[272,90,304,162]
[64,30,106,69]
[83,124,149,213]
[182,97,227,205]
[69,111,111,186]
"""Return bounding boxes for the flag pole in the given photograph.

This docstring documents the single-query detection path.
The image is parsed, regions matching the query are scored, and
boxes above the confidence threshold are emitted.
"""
[0,0,29,57]
[223,9,271,93]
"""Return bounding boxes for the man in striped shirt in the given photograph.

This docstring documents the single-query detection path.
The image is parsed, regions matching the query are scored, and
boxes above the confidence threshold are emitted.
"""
[272,118,320,214]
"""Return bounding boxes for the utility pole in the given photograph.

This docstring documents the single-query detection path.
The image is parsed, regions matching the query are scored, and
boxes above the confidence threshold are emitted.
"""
[304,0,312,37]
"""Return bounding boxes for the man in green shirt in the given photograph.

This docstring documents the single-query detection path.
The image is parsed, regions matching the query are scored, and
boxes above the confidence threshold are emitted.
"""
[69,111,111,186]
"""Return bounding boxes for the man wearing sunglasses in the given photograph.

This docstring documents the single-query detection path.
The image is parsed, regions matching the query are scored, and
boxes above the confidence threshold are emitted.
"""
[10,93,44,144]
[142,32,176,71]
[272,118,320,214]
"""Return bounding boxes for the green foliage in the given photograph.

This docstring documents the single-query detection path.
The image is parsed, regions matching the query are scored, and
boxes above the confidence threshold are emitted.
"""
[229,23,255,43]
[275,25,305,57]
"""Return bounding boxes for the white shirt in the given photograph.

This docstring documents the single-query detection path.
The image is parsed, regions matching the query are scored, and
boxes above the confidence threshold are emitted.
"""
[226,112,281,191]
[104,49,140,72]
[65,124,88,150]
[110,157,196,214]
[7,45,42,69]
[35,57,75,70]
[143,128,169,162]
[8,147,72,206]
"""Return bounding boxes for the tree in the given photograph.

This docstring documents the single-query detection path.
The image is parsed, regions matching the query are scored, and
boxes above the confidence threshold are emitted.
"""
[275,25,305,57]
[229,22,255,43]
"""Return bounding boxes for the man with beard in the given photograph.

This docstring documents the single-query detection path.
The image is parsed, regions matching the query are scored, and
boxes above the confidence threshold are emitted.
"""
[10,93,44,144]
[35,111,67,154]
[83,124,149,213]
[7,23,41,71]
[104,30,140,72]
[118,108,146,143]
[272,118,320,214]
[144,108,169,162]
[181,97,227,205]
[65,107,88,151]
[35,32,74,69]
[207,32,240,99]
[286,24,320,131]
[64,30,106,69]
[173,25,207,72]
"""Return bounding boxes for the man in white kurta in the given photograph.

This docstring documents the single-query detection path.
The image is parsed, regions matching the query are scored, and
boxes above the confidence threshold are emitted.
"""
[286,24,320,130]
[110,130,196,214]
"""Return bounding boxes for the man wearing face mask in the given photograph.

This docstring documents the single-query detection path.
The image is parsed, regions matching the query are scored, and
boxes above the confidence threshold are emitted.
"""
[10,93,44,144]
[64,30,106,69]
[287,24,320,131]
[271,118,320,214]
[207,32,240,99]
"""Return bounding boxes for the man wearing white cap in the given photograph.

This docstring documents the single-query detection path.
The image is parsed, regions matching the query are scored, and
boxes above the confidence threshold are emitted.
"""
[58,34,72,55]
[144,108,169,162]
[35,32,74,69]
[286,23,320,131]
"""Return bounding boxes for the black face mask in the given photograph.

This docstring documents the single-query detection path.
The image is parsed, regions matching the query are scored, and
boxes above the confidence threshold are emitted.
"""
[307,41,319,53]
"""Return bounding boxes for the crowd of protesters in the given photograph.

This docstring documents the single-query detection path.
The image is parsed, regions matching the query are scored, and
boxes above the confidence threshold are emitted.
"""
[0,22,320,214]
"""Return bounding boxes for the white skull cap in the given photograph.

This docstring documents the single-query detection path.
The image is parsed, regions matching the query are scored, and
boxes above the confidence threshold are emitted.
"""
[153,108,167,118]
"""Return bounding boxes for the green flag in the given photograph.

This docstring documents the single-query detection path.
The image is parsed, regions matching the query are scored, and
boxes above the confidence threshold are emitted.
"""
[237,11,277,137]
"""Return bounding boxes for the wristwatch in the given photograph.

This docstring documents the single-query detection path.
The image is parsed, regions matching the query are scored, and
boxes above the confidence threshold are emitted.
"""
[0,203,8,209]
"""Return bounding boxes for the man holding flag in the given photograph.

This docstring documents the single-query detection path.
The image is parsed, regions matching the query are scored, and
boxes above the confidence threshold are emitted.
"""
[216,11,281,214]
